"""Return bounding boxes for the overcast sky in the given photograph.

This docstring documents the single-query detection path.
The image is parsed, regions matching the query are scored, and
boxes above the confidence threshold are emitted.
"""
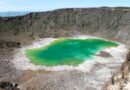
[0,0,130,12]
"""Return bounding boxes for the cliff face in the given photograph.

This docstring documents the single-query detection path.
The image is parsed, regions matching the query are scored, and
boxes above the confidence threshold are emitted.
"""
[104,51,130,90]
[0,7,130,45]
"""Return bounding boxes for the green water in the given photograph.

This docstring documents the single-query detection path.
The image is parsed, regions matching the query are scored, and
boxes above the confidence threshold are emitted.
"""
[26,38,118,66]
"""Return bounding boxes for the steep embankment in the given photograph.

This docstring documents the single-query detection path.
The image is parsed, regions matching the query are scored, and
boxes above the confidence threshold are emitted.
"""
[0,7,130,45]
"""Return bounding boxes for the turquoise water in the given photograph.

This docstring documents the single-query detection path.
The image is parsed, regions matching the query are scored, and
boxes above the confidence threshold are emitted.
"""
[25,38,118,66]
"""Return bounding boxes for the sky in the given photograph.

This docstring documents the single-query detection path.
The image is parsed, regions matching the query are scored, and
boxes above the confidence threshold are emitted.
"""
[0,0,130,12]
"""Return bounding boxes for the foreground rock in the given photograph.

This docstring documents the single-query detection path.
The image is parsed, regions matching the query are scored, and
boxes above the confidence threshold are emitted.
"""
[0,82,20,90]
[104,51,130,90]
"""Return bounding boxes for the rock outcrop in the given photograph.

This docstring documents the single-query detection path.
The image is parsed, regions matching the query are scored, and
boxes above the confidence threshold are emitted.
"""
[0,82,20,90]
[104,51,130,90]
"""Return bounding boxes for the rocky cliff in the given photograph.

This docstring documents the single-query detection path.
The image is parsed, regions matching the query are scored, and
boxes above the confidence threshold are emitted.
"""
[104,51,130,90]
[0,7,130,45]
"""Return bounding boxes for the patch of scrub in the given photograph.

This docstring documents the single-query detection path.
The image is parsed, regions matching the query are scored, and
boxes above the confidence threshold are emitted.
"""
[25,38,118,66]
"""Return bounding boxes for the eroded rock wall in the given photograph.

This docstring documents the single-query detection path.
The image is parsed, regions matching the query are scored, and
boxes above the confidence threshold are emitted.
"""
[0,7,130,45]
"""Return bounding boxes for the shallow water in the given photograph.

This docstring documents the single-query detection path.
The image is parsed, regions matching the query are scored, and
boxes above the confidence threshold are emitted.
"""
[25,38,118,66]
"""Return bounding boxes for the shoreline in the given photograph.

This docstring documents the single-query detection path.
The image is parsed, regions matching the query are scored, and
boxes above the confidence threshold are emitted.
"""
[11,36,128,72]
